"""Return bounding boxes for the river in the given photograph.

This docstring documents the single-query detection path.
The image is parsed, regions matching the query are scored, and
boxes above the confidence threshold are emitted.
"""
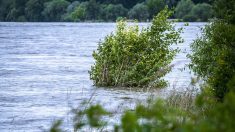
[0,22,206,131]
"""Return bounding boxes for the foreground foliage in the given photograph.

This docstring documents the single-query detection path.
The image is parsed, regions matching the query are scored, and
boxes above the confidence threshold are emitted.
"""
[116,91,235,132]
[49,87,235,132]
[89,8,183,88]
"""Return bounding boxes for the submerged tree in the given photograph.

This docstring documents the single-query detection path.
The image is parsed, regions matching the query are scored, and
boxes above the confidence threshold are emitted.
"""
[89,8,183,88]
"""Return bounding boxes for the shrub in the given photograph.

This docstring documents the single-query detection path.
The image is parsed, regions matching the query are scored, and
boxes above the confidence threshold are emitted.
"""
[188,21,235,100]
[187,0,235,100]
[89,8,183,88]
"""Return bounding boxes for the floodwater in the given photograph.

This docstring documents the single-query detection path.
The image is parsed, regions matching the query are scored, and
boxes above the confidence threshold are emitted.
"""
[0,22,206,131]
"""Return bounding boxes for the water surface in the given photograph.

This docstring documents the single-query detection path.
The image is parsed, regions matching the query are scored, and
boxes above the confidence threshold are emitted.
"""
[0,22,206,131]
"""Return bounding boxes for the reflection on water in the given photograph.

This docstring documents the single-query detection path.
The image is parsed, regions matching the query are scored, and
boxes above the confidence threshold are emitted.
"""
[0,22,206,131]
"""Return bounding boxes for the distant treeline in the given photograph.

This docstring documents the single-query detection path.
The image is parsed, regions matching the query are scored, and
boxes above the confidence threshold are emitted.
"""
[0,0,213,22]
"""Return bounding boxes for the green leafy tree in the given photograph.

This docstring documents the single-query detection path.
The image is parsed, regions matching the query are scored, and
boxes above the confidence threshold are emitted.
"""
[128,3,149,21]
[25,0,45,21]
[70,2,88,21]
[6,8,18,21]
[146,0,166,19]
[165,0,179,8]
[13,0,28,19]
[86,0,100,20]
[0,0,12,21]
[66,1,80,13]
[89,8,183,88]
[190,3,213,21]
[188,0,235,100]
[96,0,145,9]
[42,0,70,21]
[63,1,81,21]
[175,0,195,19]
[4,0,28,21]
[100,4,128,21]
[214,0,235,24]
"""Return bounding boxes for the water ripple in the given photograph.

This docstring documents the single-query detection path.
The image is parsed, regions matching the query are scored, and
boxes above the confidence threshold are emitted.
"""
[0,22,206,131]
